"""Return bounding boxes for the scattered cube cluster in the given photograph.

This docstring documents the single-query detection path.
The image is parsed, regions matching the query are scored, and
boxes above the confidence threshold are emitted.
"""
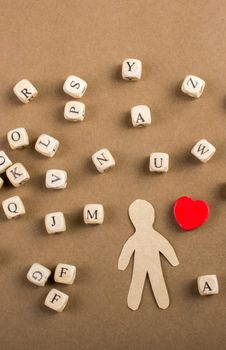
[27,262,76,312]
[8,59,217,312]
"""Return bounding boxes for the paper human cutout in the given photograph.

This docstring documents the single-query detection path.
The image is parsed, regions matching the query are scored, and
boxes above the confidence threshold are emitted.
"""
[118,199,179,310]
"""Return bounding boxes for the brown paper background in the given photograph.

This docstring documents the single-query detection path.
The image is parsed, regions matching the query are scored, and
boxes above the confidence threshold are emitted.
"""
[1,1,226,349]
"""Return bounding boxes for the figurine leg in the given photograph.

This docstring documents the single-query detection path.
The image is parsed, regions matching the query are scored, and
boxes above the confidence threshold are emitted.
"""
[127,265,147,311]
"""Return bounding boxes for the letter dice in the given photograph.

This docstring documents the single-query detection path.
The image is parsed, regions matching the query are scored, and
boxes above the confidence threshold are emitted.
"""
[83,204,104,224]
[149,153,169,173]
[6,163,30,187]
[197,275,219,296]
[64,101,85,122]
[45,212,66,234]
[2,196,26,219]
[131,105,151,127]
[191,139,216,163]
[46,169,67,189]
[54,263,77,285]
[0,151,12,174]
[92,148,115,173]
[7,128,29,149]
[13,79,38,103]
[44,288,69,312]
[35,134,59,158]
[63,75,87,98]
[27,263,51,287]
[122,58,142,81]
[181,75,205,98]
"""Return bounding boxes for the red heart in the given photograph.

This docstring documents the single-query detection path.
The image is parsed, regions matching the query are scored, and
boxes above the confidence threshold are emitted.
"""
[174,196,209,231]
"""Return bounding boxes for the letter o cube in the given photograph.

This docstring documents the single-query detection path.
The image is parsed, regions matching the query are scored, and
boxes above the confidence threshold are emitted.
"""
[7,128,29,149]
[44,288,69,312]
[197,275,219,296]
[0,151,12,174]
[27,263,51,287]
[54,263,77,285]
[83,204,104,224]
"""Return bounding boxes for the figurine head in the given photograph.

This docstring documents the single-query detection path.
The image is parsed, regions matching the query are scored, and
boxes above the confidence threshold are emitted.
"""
[129,199,155,230]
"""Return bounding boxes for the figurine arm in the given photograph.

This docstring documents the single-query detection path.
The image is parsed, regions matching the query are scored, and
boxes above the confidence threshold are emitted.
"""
[118,236,135,271]
[159,237,179,267]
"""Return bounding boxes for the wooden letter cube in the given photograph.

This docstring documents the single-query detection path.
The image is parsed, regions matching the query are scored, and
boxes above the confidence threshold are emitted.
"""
[6,163,30,187]
[92,148,115,173]
[54,263,77,285]
[131,105,151,127]
[27,263,51,287]
[64,101,85,122]
[45,169,67,189]
[35,134,59,158]
[45,212,66,234]
[7,128,29,149]
[149,153,169,173]
[83,204,104,224]
[0,151,12,174]
[122,58,142,81]
[181,75,205,98]
[13,79,38,103]
[2,196,25,219]
[191,139,216,163]
[0,177,4,189]
[197,275,219,296]
[44,288,69,312]
[63,75,87,98]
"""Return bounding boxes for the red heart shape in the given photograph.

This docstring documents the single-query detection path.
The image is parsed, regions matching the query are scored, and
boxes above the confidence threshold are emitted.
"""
[174,196,209,231]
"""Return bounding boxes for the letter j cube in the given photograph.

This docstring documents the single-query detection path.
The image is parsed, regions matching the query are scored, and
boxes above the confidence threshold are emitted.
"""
[197,275,219,296]
[92,148,115,173]
[191,139,216,163]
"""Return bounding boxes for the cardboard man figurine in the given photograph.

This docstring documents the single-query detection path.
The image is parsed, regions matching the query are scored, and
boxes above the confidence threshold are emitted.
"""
[118,199,179,310]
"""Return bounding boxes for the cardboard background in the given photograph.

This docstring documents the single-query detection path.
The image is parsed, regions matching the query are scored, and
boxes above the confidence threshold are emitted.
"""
[1,1,226,349]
